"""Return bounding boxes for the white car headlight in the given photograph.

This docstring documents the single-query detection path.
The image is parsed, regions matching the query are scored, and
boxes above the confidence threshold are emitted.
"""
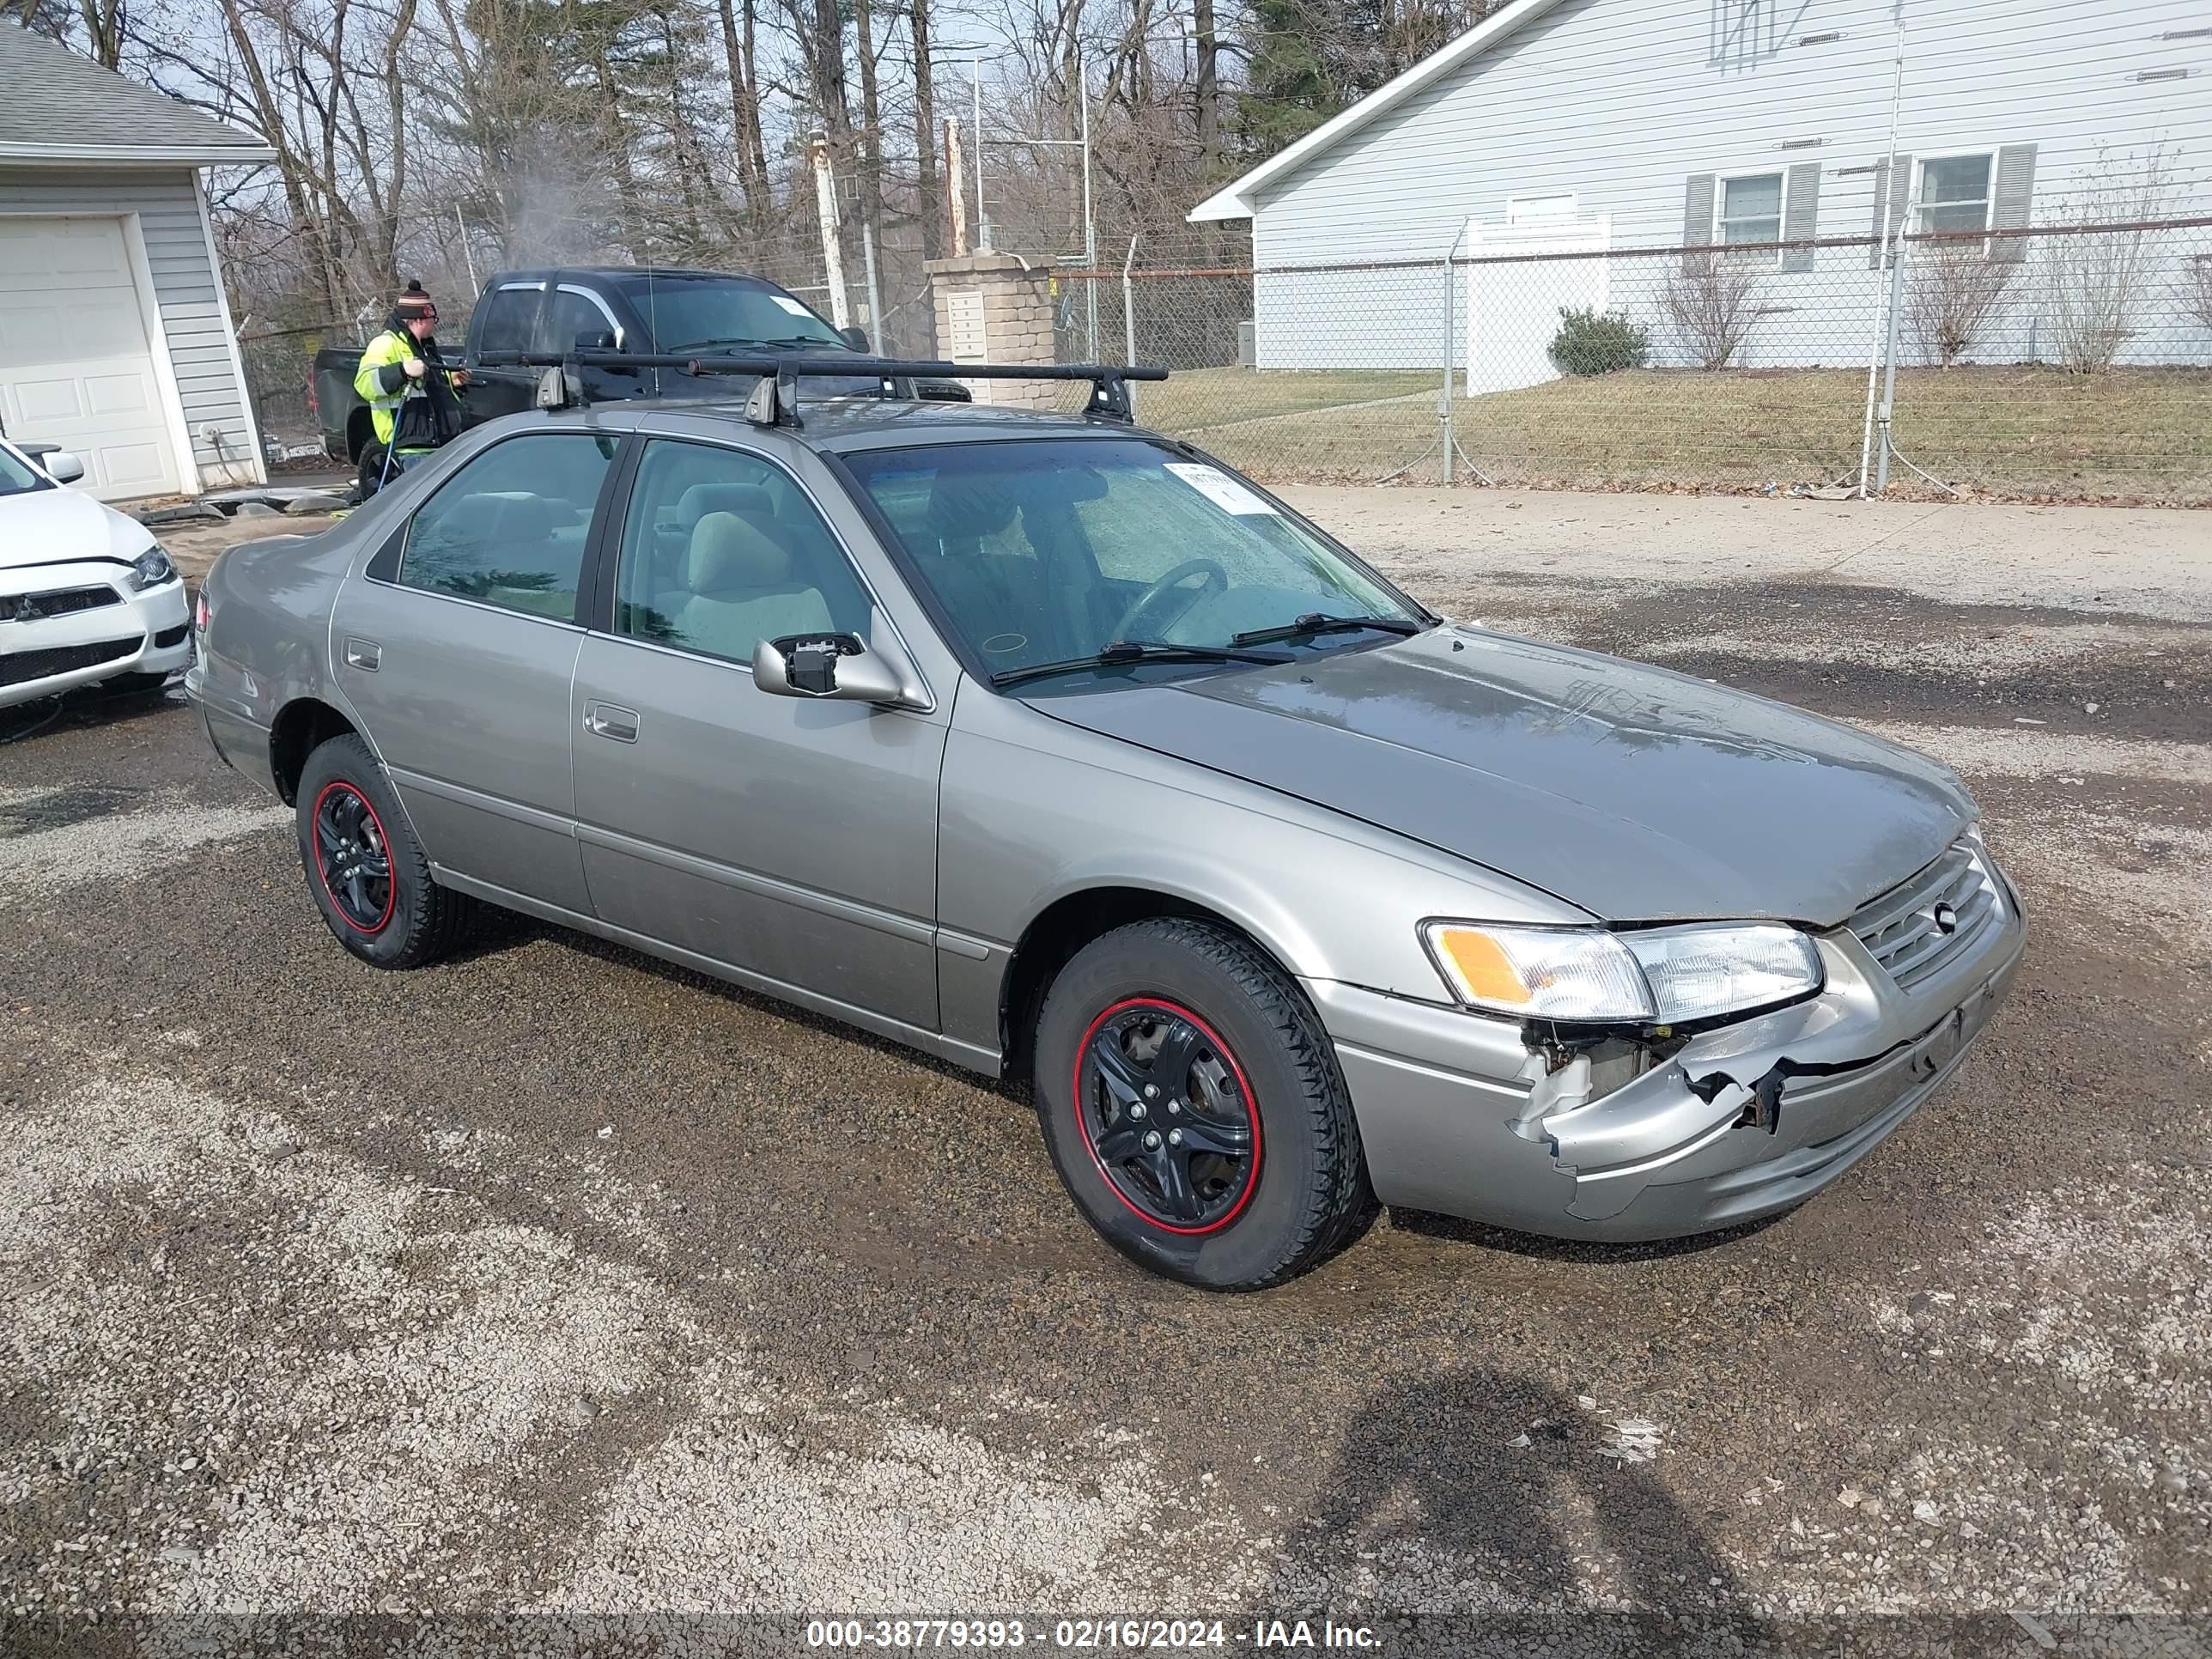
[1619,923,1824,1024]
[1422,921,1821,1024]
[126,546,177,591]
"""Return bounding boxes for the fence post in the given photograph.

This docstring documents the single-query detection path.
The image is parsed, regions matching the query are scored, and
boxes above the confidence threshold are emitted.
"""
[1438,256,1455,485]
[1121,234,1140,416]
[1874,215,1911,495]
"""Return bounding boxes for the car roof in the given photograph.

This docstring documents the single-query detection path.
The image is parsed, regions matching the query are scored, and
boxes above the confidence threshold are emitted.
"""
[489,265,793,287]
[612,393,1161,454]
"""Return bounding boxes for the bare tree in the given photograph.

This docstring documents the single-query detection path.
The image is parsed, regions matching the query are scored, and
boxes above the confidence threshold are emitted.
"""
[1660,252,1761,372]
[1907,241,2015,368]
[78,0,125,64]
[906,0,941,256]
[2042,147,2179,374]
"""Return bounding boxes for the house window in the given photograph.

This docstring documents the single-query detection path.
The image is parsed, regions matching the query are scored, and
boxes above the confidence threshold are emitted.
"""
[1917,154,1995,240]
[1717,172,1786,264]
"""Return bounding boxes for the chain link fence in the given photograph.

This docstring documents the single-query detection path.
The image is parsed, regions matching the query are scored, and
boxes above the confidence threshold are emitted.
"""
[1053,217,2212,505]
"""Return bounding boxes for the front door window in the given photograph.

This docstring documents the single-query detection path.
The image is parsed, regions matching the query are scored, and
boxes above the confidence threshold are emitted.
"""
[612,438,875,663]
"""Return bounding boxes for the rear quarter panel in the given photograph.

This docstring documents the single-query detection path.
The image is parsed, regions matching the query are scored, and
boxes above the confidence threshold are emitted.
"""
[191,526,357,793]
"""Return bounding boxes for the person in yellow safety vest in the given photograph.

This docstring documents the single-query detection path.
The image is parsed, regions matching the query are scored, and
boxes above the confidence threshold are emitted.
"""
[352,280,470,500]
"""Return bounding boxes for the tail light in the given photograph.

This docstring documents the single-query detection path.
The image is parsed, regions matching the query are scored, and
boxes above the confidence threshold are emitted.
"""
[195,592,211,634]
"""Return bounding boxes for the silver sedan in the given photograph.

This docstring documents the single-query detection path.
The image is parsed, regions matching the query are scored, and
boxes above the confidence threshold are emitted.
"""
[186,387,2024,1289]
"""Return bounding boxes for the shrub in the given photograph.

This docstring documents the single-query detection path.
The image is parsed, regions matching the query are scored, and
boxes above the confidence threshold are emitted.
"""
[1547,306,1650,375]
[1660,252,1762,371]
[1907,245,2016,368]
[2041,146,2179,374]
[2187,254,2212,334]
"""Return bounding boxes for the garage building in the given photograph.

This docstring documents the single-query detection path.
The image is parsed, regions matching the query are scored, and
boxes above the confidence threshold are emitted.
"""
[0,24,272,500]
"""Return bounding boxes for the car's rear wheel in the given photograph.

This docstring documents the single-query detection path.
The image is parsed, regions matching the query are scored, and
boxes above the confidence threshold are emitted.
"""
[295,732,477,969]
[1035,918,1376,1290]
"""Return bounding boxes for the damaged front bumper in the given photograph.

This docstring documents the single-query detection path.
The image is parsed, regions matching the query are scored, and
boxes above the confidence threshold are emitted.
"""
[1309,866,2027,1242]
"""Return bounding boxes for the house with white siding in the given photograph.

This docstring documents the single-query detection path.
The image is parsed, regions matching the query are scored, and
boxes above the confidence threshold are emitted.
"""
[0,23,272,499]
[1190,0,2212,384]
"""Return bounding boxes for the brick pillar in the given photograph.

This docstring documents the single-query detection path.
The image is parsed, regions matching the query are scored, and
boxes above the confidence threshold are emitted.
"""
[927,252,1058,408]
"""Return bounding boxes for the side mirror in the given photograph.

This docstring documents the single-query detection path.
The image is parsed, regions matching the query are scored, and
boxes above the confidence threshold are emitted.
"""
[753,629,923,708]
[574,328,618,352]
[42,450,85,484]
[839,325,872,353]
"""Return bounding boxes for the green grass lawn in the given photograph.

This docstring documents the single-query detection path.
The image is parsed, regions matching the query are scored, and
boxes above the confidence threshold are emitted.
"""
[1134,365,2212,503]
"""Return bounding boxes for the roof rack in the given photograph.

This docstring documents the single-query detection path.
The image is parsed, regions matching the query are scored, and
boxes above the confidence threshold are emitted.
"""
[474,349,1170,427]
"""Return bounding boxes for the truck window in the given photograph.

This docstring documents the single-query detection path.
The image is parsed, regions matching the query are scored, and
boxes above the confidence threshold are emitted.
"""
[547,289,617,350]
[475,287,540,355]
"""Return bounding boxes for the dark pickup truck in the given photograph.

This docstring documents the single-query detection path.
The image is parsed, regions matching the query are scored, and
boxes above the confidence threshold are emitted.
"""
[312,264,958,463]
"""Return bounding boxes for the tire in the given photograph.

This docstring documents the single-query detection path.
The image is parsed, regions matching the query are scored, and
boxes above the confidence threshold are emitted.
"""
[295,732,477,969]
[1034,918,1376,1290]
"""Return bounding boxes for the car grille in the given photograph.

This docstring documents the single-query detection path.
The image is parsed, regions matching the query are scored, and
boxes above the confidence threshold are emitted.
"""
[0,635,144,688]
[5,584,121,623]
[1849,836,2003,993]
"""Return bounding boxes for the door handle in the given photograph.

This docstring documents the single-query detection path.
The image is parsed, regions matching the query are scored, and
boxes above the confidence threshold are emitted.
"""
[583,701,640,743]
[343,637,381,672]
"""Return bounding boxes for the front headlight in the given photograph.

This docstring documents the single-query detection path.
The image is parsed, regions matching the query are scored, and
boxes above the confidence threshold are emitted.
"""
[126,546,177,591]
[1422,921,1822,1024]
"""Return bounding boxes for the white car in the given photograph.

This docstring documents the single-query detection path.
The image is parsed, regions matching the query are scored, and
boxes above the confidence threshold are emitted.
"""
[1,440,192,711]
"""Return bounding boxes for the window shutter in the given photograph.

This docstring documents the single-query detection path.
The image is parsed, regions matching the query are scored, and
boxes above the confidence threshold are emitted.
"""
[1869,152,1912,267]
[1990,143,2038,264]
[1781,162,1823,272]
[1683,173,1717,267]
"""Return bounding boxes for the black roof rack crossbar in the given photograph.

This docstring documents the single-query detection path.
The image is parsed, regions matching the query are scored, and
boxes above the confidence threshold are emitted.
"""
[475,349,1170,427]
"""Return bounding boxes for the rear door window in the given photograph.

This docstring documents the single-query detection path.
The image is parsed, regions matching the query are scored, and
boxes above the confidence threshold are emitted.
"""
[398,433,618,623]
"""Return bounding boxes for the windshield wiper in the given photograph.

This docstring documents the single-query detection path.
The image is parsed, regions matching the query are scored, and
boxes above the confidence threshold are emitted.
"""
[990,640,1292,690]
[659,334,841,354]
[1229,612,1428,648]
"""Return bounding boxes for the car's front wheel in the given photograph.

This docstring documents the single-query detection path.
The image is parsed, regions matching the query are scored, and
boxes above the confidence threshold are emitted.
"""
[295,732,477,969]
[1034,918,1376,1290]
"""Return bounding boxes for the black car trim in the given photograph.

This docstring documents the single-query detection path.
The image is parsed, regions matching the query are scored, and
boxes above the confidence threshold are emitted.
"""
[580,432,644,634]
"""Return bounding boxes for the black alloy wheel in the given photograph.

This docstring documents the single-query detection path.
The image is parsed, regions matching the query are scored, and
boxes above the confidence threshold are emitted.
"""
[1036,918,1376,1290]
[311,781,394,934]
[1074,999,1260,1235]
[294,731,480,969]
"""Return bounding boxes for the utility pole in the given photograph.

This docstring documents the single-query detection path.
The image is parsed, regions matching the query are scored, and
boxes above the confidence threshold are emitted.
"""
[810,132,851,329]
[454,204,477,291]
[945,118,970,256]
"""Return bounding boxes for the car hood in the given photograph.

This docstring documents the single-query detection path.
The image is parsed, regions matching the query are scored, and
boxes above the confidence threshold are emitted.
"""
[0,486,150,576]
[1028,625,1974,927]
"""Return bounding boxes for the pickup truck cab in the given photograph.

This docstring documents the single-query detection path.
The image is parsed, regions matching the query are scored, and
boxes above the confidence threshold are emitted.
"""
[313,266,946,464]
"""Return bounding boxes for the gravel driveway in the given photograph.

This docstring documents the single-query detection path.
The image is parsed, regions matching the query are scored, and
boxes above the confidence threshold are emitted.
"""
[3,496,2207,1654]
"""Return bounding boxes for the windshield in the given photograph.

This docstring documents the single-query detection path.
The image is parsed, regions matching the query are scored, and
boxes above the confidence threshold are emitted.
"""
[617,275,849,353]
[844,438,1423,685]
[0,447,52,498]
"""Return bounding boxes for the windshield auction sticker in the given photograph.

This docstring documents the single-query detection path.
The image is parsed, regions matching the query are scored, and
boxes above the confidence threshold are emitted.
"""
[1164,463,1278,516]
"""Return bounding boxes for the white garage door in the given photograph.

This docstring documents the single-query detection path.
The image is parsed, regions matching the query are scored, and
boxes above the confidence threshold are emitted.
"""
[0,216,184,500]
